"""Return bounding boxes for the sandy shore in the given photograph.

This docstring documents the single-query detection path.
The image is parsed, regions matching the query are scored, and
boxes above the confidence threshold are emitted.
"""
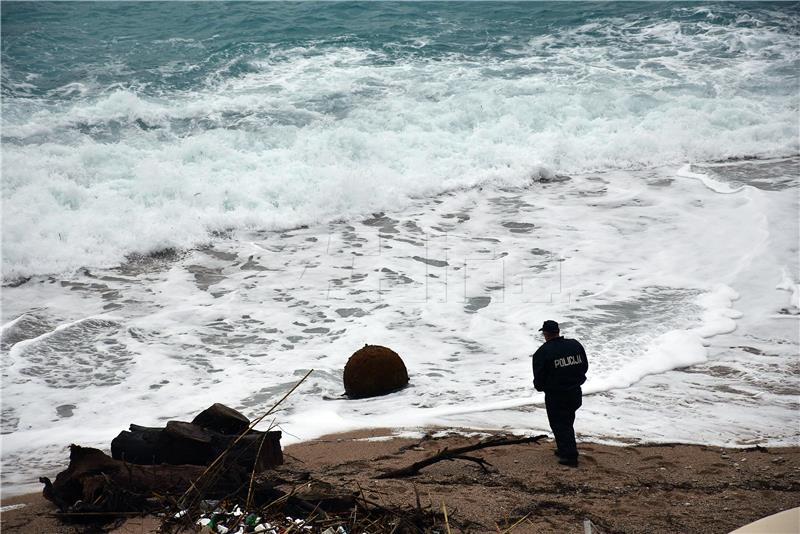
[2,428,799,533]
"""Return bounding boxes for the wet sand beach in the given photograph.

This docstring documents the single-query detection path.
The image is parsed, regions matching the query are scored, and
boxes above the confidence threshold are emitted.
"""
[2,428,799,533]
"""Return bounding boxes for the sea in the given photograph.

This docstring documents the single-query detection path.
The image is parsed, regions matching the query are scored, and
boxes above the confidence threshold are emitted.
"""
[1,2,798,497]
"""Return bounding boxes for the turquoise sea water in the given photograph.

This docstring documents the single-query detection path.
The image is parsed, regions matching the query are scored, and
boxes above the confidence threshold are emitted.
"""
[5,2,792,94]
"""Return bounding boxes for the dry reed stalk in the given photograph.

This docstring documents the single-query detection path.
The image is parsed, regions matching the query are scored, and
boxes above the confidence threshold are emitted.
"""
[500,513,530,533]
[178,369,314,507]
[245,431,269,510]
[442,501,452,534]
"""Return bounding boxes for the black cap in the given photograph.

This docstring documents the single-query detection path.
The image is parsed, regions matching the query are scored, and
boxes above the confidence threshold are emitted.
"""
[538,320,559,333]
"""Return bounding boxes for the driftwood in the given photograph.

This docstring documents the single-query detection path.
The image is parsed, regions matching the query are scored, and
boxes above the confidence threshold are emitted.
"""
[41,445,246,513]
[34,372,478,532]
[45,403,285,514]
[111,420,282,470]
[39,378,318,526]
[376,434,548,479]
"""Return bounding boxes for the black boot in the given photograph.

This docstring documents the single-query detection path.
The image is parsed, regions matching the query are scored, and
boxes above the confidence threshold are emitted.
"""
[558,457,578,467]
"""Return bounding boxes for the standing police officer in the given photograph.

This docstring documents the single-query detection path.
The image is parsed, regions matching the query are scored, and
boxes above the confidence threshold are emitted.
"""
[532,320,588,467]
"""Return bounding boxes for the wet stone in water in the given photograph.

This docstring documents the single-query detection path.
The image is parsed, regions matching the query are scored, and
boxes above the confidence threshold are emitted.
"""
[303,327,330,334]
[501,222,535,233]
[335,308,366,318]
[56,404,76,418]
[412,255,448,267]
[465,296,491,313]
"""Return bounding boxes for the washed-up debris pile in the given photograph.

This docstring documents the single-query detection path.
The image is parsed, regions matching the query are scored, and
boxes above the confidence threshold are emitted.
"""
[163,491,452,534]
[39,402,284,517]
[180,502,325,533]
[39,391,456,533]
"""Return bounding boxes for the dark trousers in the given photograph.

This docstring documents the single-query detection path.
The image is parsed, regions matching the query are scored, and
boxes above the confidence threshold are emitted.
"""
[545,387,582,460]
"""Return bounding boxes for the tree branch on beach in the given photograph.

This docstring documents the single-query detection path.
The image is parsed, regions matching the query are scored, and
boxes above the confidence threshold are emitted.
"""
[376,434,547,479]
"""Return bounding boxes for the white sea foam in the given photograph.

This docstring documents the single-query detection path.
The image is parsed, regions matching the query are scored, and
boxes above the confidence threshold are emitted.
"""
[3,21,799,278]
[0,503,26,513]
[2,160,797,495]
[676,165,746,194]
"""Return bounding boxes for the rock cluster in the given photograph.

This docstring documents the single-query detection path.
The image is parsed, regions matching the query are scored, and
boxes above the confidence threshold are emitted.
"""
[110,402,282,470]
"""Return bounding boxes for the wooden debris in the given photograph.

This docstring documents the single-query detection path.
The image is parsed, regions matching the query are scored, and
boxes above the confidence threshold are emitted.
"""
[38,371,474,532]
[40,445,242,513]
[376,434,547,479]
[111,422,282,470]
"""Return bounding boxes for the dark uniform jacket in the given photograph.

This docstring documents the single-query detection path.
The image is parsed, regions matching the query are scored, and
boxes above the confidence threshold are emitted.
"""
[532,337,588,392]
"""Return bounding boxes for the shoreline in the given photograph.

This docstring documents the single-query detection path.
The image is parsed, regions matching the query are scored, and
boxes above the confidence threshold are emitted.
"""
[4,424,798,501]
[2,427,799,533]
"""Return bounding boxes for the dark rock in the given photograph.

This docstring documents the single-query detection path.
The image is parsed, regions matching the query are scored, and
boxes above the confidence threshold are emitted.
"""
[158,421,216,466]
[192,403,250,435]
[343,344,409,399]
[111,422,283,470]
[110,428,159,464]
